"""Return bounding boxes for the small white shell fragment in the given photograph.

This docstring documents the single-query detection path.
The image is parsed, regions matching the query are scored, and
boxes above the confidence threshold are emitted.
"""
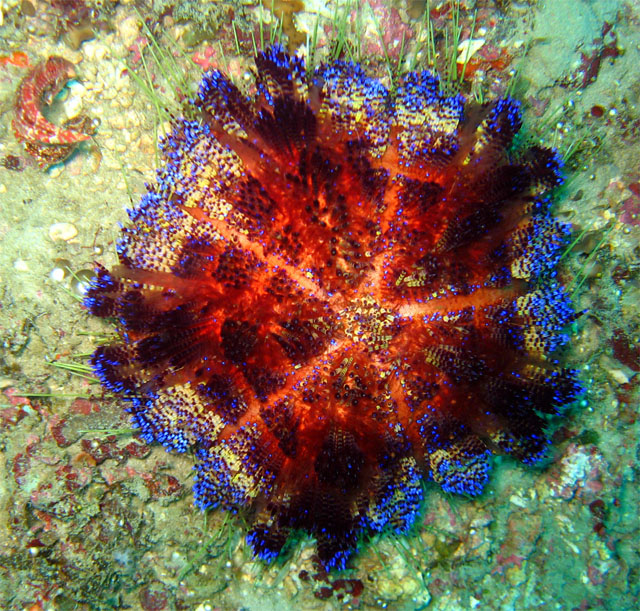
[14,259,29,271]
[49,222,78,242]
[118,15,141,47]
[63,81,86,119]
[83,40,108,62]
[609,369,629,385]
[509,493,528,508]
[457,38,485,64]
[49,166,63,179]
[50,267,66,282]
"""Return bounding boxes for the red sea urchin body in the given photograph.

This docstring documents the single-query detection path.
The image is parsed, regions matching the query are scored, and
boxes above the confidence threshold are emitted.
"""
[85,46,582,570]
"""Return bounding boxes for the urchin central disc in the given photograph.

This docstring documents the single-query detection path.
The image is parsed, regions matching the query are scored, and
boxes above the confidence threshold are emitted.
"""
[341,294,398,352]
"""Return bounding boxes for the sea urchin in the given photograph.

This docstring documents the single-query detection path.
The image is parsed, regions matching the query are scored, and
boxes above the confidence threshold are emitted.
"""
[85,45,582,570]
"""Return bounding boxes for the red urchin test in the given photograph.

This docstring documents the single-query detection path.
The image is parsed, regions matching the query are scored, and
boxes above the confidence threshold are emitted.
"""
[85,46,582,570]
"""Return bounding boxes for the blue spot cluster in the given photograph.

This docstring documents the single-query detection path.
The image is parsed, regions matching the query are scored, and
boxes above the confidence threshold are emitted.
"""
[362,458,423,534]
[435,450,492,496]
[395,71,464,164]
[130,398,188,452]
[526,285,576,352]
[484,97,523,143]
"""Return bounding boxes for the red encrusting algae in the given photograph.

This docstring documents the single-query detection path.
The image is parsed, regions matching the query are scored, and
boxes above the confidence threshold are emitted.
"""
[12,56,95,168]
